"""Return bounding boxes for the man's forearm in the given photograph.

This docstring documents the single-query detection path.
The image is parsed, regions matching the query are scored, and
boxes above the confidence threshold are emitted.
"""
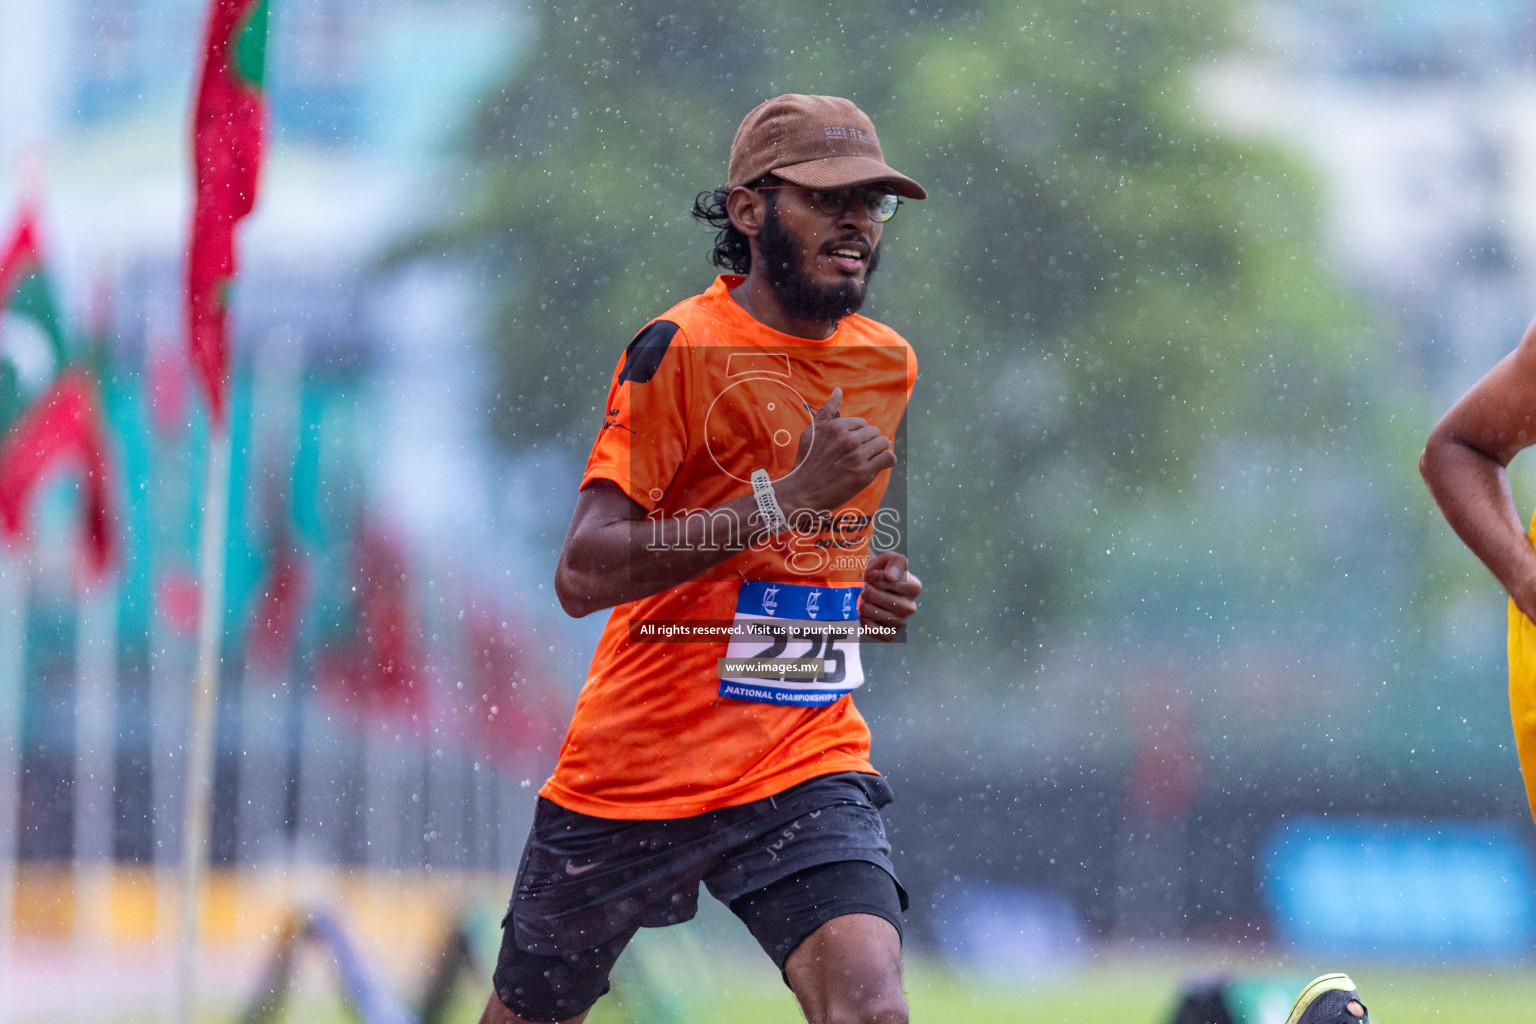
[1422,434,1536,616]
[556,492,767,616]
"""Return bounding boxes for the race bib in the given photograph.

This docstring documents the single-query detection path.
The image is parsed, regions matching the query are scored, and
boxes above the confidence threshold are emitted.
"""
[718,581,864,706]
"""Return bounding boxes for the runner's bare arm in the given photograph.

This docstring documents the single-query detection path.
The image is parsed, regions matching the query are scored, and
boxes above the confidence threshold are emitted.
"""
[1422,317,1536,621]
[554,481,761,617]
[858,551,920,642]
[556,391,898,618]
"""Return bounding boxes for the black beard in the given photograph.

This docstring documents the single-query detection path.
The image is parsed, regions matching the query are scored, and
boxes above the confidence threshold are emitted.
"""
[756,204,881,323]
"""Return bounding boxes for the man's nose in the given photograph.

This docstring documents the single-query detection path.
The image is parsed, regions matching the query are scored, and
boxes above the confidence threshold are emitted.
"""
[837,199,876,229]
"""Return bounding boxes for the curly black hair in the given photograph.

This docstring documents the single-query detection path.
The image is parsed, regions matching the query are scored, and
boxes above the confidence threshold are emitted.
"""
[690,175,781,274]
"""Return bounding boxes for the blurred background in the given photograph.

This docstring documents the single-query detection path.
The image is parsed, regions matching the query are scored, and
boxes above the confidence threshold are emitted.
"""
[4,0,1536,1021]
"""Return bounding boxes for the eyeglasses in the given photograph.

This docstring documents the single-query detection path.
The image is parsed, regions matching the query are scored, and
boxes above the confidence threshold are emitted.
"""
[752,186,903,223]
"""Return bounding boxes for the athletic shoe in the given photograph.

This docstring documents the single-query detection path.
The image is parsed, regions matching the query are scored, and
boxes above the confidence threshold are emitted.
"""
[1285,973,1369,1024]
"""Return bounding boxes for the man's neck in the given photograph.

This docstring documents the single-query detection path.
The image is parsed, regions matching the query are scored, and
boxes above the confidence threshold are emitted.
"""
[727,271,840,340]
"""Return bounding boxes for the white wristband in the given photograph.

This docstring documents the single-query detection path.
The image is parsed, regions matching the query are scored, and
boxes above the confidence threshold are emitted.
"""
[751,469,789,535]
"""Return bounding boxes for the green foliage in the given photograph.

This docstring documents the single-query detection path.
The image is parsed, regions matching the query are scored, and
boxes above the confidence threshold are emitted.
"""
[862,2,1383,653]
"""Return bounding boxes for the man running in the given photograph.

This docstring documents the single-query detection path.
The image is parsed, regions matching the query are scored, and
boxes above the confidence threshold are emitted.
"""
[480,94,925,1024]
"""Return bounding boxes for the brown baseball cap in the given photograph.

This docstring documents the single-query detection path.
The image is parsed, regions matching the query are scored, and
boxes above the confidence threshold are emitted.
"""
[727,94,927,200]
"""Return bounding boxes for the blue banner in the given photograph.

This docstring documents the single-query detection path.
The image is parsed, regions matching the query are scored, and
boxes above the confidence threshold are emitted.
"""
[735,580,859,621]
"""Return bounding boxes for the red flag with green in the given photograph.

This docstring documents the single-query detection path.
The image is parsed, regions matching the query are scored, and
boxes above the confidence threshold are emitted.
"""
[245,474,308,674]
[187,0,269,426]
[317,522,423,725]
[0,209,69,431]
[0,208,117,577]
[465,604,567,771]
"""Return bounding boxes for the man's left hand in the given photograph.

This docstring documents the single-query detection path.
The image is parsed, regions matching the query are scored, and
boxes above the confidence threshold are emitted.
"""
[859,552,921,642]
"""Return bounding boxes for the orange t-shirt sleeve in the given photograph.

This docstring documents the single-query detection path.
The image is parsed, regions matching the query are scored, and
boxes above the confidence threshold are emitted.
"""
[581,320,690,512]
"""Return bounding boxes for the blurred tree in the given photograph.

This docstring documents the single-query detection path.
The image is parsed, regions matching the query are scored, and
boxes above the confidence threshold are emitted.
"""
[436,0,1417,697]
[871,2,1396,659]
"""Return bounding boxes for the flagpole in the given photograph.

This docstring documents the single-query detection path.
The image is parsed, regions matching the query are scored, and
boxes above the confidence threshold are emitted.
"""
[0,552,27,1024]
[179,1,268,1011]
[149,564,188,1023]
[175,423,231,1024]
[145,321,192,1020]
[238,330,302,873]
[72,579,118,1024]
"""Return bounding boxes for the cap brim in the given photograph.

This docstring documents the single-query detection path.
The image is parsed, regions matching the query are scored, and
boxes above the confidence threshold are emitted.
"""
[774,156,927,200]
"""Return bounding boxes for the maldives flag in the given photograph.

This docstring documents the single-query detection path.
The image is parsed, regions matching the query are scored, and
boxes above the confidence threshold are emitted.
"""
[318,523,422,723]
[187,0,269,426]
[464,603,567,770]
[0,209,117,578]
[0,209,70,431]
[246,524,306,673]
[0,368,117,577]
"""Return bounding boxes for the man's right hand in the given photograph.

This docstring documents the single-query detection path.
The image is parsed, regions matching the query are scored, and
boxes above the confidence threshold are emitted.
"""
[777,387,896,516]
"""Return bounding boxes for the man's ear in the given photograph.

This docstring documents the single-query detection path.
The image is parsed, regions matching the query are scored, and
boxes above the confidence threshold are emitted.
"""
[726,186,766,238]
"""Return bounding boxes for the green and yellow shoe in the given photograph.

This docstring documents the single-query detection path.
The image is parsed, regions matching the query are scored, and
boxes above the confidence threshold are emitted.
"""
[1286,974,1369,1024]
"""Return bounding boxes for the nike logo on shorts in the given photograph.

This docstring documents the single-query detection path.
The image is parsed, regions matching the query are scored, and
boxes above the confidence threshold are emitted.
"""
[564,859,602,875]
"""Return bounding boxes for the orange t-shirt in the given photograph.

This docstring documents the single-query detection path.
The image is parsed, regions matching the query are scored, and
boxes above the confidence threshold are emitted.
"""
[539,275,916,819]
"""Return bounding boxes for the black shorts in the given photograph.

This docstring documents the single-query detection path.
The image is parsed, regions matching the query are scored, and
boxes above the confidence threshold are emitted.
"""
[492,772,908,1023]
